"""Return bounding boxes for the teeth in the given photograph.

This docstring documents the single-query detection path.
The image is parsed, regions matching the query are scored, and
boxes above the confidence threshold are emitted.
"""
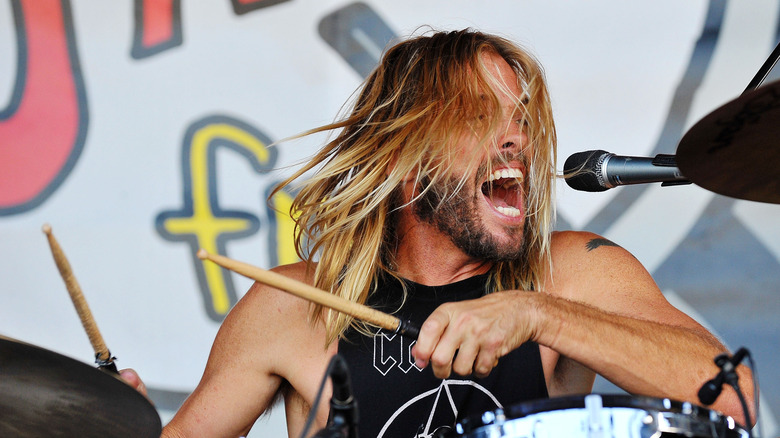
[496,206,522,217]
[487,168,523,183]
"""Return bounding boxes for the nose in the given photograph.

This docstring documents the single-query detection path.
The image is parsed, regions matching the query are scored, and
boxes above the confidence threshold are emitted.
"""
[499,122,528,152]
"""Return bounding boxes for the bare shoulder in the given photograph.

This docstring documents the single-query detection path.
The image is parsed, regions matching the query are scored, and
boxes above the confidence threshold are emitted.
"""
[236,260,316,318]
[222,262,317,345]
[205,260,332,408]
[547,231,668,317]
[550,230,628,258]
[548,230,707,331]
[549,230,646,286]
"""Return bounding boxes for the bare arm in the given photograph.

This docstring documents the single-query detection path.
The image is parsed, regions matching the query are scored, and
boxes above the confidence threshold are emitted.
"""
[163,262,323,437]
[540,231,753,425]
[411,231,755,425]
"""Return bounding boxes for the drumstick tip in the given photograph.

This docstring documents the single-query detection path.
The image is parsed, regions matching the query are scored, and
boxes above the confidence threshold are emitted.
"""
[42,223,52,235]
[196,249,208,260]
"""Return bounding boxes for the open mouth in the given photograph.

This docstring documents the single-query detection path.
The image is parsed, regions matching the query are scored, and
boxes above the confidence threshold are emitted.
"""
[480,168,524,217]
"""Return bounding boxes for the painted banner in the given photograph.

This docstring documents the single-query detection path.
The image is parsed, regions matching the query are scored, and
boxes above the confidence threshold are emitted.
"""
[1,1,778,435]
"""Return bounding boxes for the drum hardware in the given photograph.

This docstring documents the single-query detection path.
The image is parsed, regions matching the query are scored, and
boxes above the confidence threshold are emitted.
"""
[0,336,162,438]
[675,78,780,204]
[455,394,749,438]
[742,40,780,94]
[676,39,780,205]
[585,394,607,438]
[0,224,163,437]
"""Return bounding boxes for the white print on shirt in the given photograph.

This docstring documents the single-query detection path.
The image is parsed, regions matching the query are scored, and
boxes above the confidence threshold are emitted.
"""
[377,379,503,438]
[373,328,422,375]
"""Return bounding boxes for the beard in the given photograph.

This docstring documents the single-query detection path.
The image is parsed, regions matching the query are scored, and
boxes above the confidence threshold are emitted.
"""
[412,174,527,262]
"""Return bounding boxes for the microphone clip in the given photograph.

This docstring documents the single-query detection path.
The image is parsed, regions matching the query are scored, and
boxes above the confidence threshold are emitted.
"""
[697,348,747,406]
[312,355,360,438]
[714,353,738,377]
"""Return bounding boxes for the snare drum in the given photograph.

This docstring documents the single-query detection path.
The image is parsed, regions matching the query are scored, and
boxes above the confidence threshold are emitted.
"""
[456,394,748,438]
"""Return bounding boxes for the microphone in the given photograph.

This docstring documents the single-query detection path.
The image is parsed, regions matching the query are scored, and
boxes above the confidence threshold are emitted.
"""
[563,149,690,192]
[698,348,749,405]
[315,355,359,438]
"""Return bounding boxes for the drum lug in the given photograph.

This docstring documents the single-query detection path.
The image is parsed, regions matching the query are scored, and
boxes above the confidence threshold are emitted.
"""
[585,394,610,438]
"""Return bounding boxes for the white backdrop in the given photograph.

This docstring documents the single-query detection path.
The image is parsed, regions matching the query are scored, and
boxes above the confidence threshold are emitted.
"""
[1,1,778,436]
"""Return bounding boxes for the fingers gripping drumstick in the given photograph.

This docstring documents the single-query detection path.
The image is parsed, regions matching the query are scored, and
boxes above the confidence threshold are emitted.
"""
[42,224,117,371]
[196,249,420,340]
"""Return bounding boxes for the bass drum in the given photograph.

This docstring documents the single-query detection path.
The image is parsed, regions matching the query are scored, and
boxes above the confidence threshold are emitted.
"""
[455,394,748,438]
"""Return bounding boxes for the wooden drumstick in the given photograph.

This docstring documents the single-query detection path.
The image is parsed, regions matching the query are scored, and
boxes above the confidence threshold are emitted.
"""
[42,224,116,370]
[197,249,420,339]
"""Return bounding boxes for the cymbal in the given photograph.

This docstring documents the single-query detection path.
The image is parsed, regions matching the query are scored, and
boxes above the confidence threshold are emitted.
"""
[676,79,780,204]
[0,336,161,438]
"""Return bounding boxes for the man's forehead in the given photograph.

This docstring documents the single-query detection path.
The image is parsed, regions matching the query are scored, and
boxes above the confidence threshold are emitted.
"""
[478,54,527,101]
[476,92,528,115]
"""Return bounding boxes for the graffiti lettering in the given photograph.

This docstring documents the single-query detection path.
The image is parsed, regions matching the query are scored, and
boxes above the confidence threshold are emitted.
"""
[266,185,299,267]
[131,0,183,59]
[0,0,88,215]
[156,115,280,320]
[231,0,292,15]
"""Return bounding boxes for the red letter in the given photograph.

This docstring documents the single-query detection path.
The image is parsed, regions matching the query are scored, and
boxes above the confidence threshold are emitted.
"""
[0,0,88,214]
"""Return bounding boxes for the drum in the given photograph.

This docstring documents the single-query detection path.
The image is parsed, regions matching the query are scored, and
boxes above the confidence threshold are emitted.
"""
[455,394,748,438]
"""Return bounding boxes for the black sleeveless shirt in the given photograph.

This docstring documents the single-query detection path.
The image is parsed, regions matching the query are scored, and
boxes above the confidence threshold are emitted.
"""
[337,273,548,437]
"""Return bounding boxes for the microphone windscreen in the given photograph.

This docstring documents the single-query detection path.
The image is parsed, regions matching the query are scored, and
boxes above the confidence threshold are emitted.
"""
[697,379,722,405]
[329,355,353,404]
[563,150,609,192]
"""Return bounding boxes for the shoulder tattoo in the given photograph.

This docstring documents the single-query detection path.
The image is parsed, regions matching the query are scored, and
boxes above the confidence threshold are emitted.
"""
[585,238,621,252]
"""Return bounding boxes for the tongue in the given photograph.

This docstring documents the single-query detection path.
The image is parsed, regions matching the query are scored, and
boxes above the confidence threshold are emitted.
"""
[487,183,519,209]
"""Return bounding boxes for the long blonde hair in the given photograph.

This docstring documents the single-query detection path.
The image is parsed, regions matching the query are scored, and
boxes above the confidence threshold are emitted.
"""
[270,28,557,345]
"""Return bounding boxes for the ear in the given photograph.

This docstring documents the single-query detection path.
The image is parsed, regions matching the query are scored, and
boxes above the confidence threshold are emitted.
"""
[386,151,399,177]
[386,151,417,183]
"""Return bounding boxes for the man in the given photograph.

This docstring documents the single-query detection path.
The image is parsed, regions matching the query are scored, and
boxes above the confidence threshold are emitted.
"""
[127,29,754,437]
